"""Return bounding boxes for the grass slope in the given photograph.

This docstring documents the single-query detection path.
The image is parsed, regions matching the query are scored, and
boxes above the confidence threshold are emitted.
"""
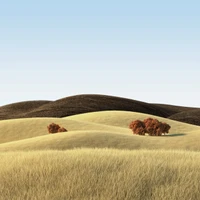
[0,148,200,200]
[0,117,128,144]
[0,111,200,151]
[66,111,200,133]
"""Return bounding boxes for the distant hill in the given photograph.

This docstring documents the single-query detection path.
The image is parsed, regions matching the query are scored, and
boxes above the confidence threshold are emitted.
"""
[0,94,199,126]
[169,109,200,125]
[0,101,51,120]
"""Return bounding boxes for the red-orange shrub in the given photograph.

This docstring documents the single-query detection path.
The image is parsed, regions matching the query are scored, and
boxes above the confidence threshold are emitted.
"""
[47,123,67,134]
[161,122,171,135]
[129,118,171,136]
[143,118,163,136]
[58,127,67,132]
[129,120,146,135]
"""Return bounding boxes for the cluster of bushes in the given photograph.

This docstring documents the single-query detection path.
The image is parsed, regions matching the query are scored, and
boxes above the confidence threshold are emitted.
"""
[129,118,171,136]
[47,123,67,134]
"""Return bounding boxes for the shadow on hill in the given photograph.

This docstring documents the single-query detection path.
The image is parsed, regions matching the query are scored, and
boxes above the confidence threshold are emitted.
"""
[163,133,186,137]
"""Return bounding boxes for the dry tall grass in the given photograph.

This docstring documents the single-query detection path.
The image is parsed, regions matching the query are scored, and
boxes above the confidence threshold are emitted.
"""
[0,148,200,200]
[1,111,200,200]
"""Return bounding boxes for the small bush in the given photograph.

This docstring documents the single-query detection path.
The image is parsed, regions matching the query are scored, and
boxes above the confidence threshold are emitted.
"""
[47,123,67,134]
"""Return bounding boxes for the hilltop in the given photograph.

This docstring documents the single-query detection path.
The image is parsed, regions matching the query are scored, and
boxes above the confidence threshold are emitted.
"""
[0,94,199,126]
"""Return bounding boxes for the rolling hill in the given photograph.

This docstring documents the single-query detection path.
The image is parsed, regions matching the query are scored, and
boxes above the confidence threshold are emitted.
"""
[0,94,200,126]
[0,111,200,151]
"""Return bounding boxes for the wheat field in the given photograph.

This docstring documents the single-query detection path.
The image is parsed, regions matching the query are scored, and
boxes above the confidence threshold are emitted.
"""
[0,111,200,200]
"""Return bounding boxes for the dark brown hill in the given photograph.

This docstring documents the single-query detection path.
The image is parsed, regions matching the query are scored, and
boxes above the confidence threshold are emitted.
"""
[21,94,171,118]
[0,94,199,126]
[169,110,200,126]
[152,103,198,116]
[0,101,51,120]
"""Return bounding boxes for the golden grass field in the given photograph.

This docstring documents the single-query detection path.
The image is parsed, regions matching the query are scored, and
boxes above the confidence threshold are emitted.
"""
[0,111,200,200]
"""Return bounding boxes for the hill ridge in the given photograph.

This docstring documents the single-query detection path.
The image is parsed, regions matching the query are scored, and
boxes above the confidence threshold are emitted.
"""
[0,94,199,126]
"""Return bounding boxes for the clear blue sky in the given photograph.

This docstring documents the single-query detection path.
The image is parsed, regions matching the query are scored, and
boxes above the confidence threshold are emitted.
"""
[1,0,199,107]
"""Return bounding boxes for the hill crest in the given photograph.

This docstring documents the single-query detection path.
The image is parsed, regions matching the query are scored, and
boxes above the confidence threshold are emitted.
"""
[0,94,199,126]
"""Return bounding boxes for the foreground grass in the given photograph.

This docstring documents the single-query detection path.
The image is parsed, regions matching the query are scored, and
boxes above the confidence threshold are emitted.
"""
[0,148,200,200]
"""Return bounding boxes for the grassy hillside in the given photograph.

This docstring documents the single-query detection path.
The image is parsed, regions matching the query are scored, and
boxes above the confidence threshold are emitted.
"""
[66,111,200,133]
[0,128,200,152]
[0,111,200,151]
[0,148,200,200]
[0,117,129,144]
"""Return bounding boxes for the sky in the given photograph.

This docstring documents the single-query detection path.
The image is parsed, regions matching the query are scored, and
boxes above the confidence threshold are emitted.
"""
[0,0,200,107]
